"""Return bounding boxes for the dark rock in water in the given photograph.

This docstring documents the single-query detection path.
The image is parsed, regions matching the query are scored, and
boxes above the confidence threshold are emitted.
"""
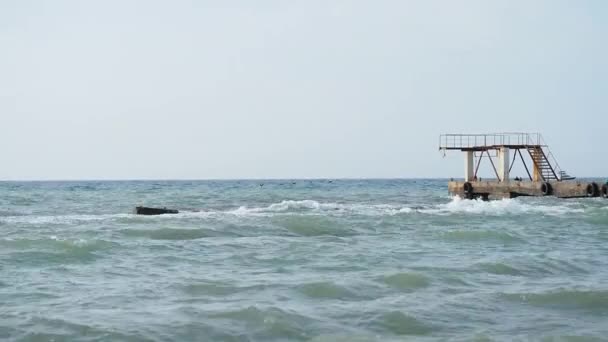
[135,206,179,215]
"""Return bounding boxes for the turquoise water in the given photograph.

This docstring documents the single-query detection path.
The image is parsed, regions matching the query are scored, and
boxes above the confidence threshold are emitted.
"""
[1,179,607,341]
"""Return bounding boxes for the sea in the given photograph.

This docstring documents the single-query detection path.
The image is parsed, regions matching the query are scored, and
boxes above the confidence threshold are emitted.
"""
[1,179,607,341]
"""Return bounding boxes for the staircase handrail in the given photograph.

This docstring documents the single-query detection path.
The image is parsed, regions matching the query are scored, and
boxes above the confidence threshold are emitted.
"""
[537,134,564,180]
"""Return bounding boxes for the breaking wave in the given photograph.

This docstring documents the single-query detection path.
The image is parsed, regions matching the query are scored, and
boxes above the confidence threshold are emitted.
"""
[419,196,585,216]
[226,200,413,216]
[0,213,132,225]
[199,197,585,217]
[0,197,589,226]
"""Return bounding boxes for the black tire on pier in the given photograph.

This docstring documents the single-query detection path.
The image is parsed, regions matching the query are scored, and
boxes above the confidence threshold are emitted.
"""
[586,182,600,197]
[463,182,474,194]
[541,182,553,196]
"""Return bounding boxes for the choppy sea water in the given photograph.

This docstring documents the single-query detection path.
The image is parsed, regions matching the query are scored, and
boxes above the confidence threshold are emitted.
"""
[1,179,607,341]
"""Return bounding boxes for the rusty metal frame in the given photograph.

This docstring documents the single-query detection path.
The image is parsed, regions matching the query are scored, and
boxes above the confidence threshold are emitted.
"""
[474,150,500,180]
[509,150,517,173]
[517,149,533,181]
[474,152,482,178]
[485,150,500,180]
[508,148,533,181]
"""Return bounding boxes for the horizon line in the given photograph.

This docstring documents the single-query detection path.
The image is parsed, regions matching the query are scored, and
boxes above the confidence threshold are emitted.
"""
[0,177,452,182]
[0,176,605,182]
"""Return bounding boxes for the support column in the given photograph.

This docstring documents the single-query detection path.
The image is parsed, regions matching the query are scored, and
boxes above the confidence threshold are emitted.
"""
[533,164,541,182]
[498,147,510,182]
[464,151,474,181]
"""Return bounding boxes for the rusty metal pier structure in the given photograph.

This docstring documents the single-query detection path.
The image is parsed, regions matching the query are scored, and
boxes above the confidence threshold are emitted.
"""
[439,133,605,199]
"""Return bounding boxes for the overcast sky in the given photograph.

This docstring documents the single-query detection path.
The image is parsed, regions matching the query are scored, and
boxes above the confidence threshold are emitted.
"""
[1,1,606,180]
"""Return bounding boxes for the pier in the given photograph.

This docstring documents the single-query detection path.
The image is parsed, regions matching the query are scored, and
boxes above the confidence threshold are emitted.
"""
[439,133,606,200]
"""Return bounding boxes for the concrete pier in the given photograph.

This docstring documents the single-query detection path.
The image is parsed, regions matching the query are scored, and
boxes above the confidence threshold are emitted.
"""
[448,180,607,200]
[440,133,599,200]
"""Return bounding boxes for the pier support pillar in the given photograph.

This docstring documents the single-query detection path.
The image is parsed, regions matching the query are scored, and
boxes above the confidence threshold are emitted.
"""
[498,148,510,182]
[465,151,474,181]
[533,164,541,182]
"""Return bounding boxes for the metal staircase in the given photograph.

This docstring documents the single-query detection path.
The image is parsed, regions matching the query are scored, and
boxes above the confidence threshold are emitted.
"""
[527,146,559,181]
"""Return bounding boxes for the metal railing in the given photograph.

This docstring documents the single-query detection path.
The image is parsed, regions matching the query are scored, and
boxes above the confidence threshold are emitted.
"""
[439,132,565,181]
[438,133,543,150]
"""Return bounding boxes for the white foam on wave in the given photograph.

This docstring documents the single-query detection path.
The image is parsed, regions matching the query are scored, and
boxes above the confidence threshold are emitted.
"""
[49,235,92,246]
[212,197,584,217]
[418,196,585,216]
[0,198,586,225]
[236,200,322,214]
[1,234,103,249]
[223,200,412,217]
[0,213,132,225]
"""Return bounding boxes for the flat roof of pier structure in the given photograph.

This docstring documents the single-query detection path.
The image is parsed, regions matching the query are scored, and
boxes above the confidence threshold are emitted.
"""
[438,133,546,151]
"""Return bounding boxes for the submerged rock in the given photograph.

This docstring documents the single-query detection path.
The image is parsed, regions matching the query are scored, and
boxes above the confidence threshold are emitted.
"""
[135,206,179,215]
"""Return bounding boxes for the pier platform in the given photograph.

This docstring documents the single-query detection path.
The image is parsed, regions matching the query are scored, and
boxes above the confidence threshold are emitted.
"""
[448,180,606,200]
[440,133,601,200]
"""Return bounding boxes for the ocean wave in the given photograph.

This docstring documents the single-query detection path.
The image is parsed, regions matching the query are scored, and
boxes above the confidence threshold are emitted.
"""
[501,289,608,312]
[367,311,433,336]
[296,281,363,300]
[441,229,522,244]
[8,317,147,342]
[208,306,313,340]
[0,213,133,225]
[273,215,355,237]
[181,282,269,297]
[227,200,408,216]
[226,200,418,217]
[0,210,29,217]
[121,227,220,240]
[2,237,116,265]
[0,197,587,226]
[417,196,585,216]
[476,262,523,276]
[380,272,431,291]
[308,334,379,342]
[1,236,115,251]
[213,197,584,218]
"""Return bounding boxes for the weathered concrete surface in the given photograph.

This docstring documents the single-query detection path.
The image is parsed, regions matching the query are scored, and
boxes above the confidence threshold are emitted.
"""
[448,180,604,200]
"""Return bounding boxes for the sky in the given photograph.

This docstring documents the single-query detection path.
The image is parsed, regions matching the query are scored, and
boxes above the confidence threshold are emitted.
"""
[1,0,607,180]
